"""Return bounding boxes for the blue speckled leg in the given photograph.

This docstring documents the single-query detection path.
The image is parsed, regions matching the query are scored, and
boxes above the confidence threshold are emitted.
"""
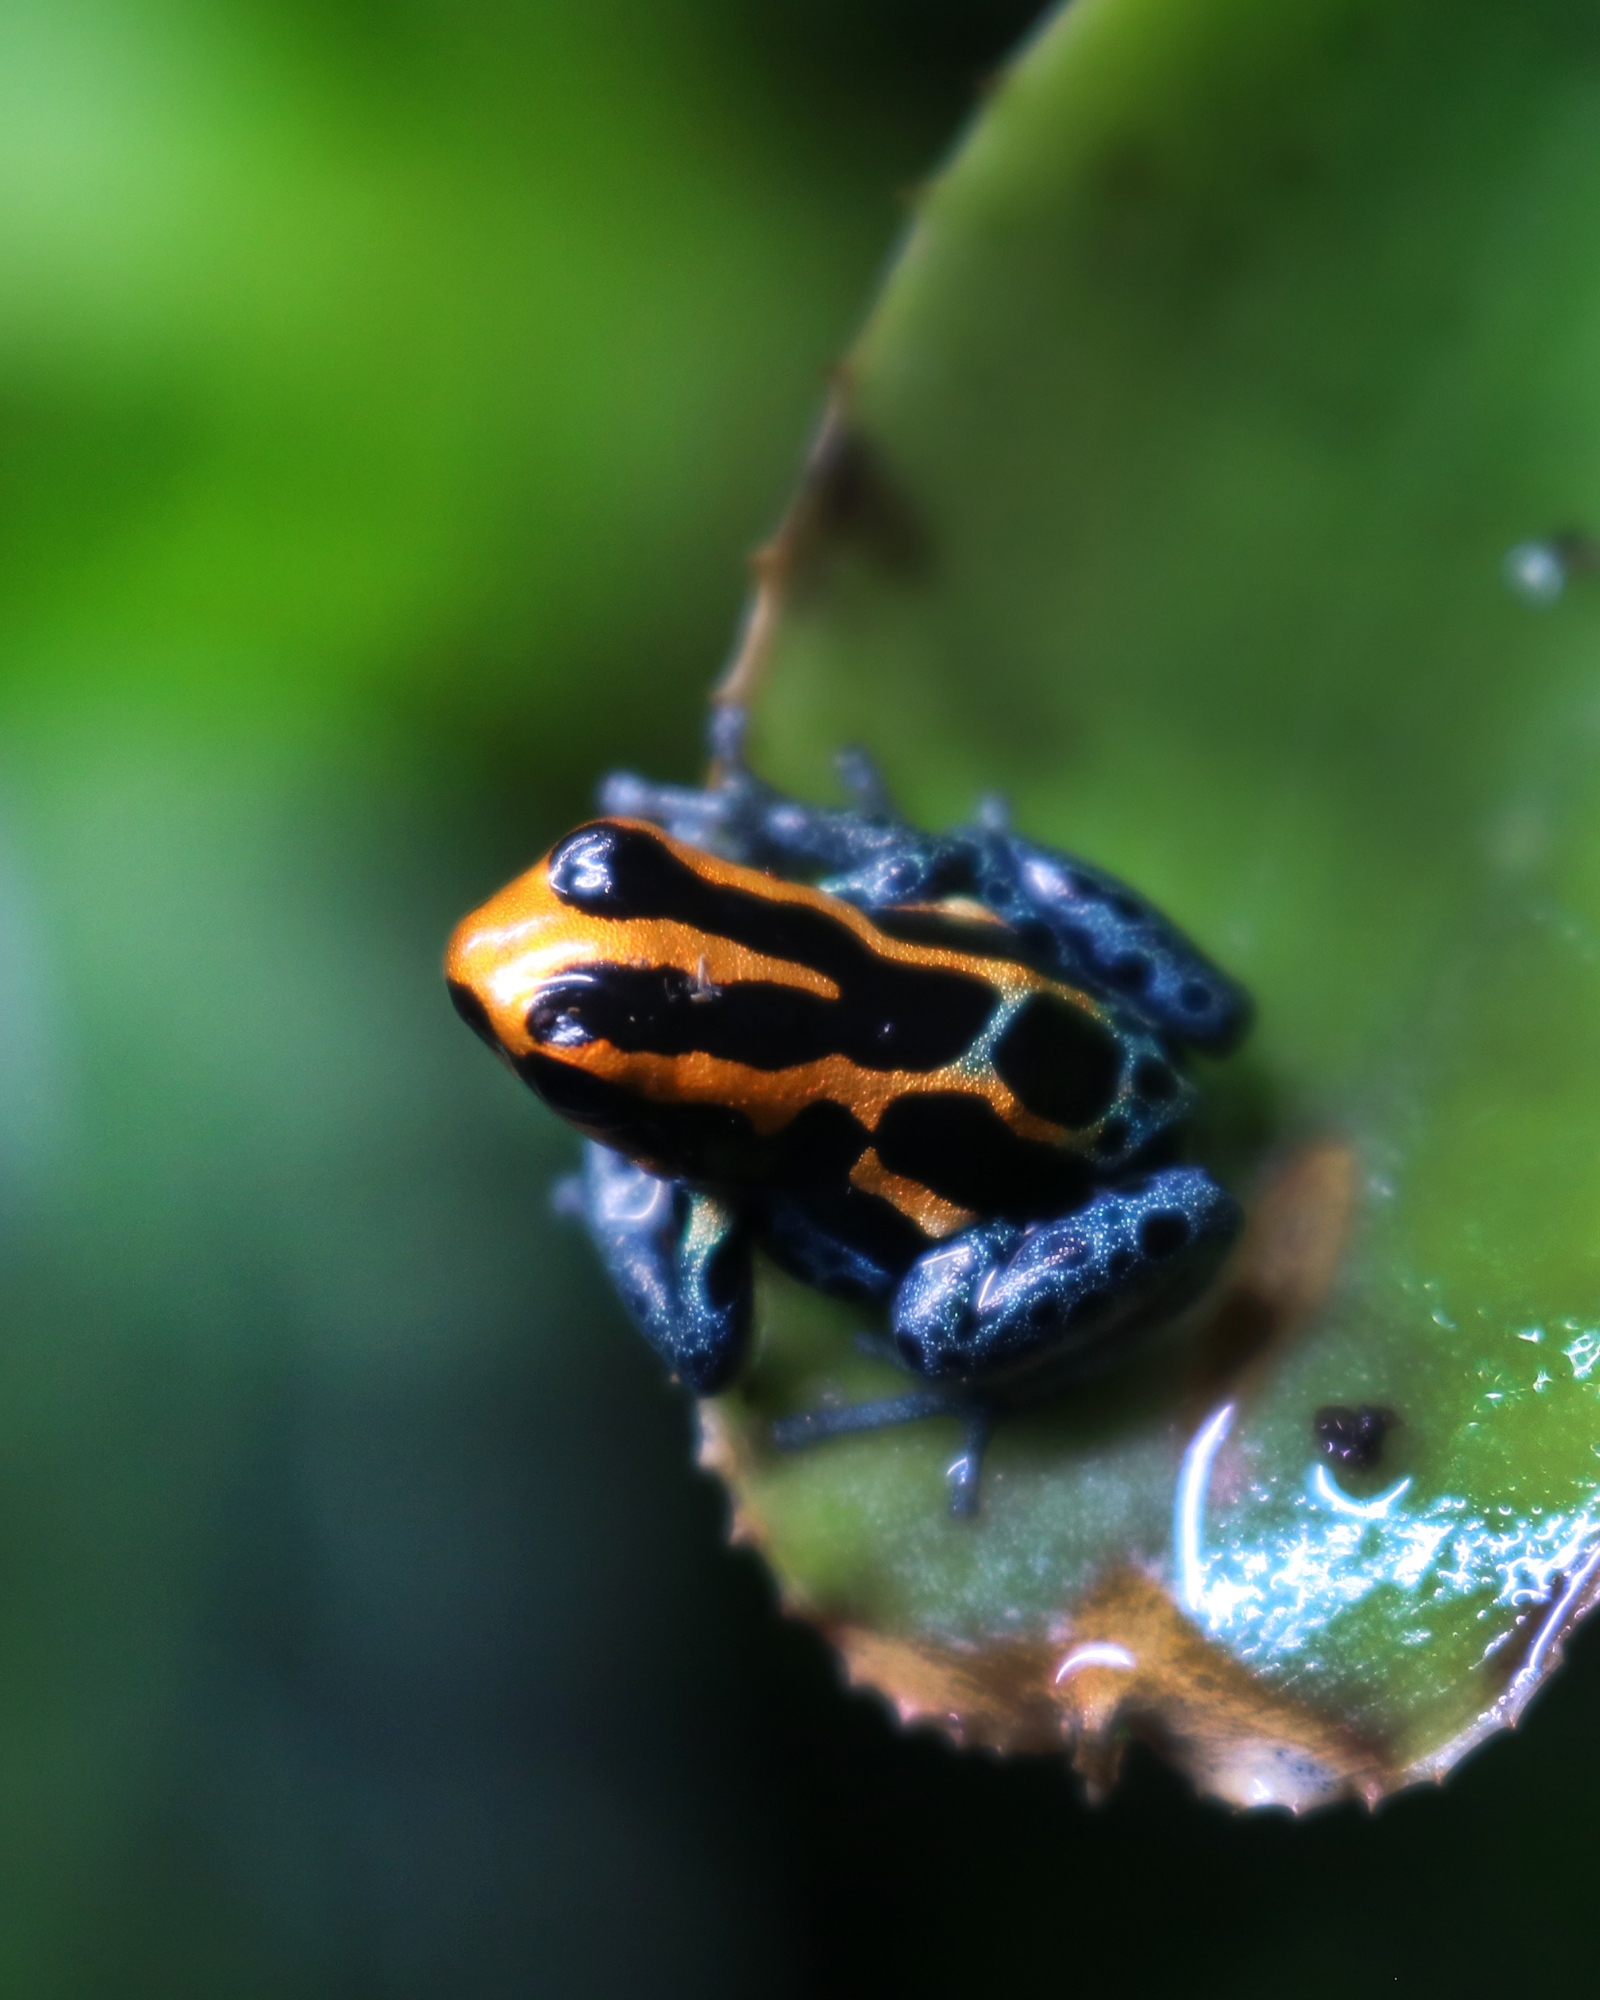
[569,1141,752,1394]
[891,1167,1240,1384]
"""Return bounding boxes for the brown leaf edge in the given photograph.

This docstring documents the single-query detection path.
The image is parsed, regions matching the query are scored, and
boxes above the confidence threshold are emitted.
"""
[710,380,922,747]
[828,1571,1388,1812]
[699,1141,1600,1813]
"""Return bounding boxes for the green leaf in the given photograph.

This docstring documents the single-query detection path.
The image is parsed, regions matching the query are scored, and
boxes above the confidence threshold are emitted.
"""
[707,0,1600,1805]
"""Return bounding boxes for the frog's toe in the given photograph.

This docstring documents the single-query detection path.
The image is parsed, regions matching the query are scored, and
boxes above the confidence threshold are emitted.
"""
[944,1408,993,1518]
[549,1172,585,1219]
[707,700,748,770]
[833,744,897,815]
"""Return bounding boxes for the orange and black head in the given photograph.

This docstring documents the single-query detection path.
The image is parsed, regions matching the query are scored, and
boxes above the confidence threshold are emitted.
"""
[446,817,886,1185]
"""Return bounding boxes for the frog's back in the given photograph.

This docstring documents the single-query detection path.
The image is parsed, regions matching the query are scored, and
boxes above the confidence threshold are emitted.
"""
[446,819,1193,1245]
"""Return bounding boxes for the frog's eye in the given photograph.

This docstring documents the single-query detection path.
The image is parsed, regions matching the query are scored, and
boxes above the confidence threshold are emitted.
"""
[548,822,678,915]
[547,827,627,908]
[527,974,605,1048]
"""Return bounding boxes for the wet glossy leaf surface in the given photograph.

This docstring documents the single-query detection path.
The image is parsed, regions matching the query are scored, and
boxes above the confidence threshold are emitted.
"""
[712,0,1600,1798]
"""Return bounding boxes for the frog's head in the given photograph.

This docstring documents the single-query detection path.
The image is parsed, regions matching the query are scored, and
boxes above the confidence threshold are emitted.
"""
[445,818,851,1180]
[445,821,632,1066]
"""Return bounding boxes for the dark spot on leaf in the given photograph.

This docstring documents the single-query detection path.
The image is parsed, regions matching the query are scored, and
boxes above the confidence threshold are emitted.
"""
[1093,136,1162,207]
[785,412,930,593]
[1314,1404,1396,1471]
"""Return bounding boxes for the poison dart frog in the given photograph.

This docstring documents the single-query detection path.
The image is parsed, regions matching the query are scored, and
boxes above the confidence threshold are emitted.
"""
[446,705,1250,1514]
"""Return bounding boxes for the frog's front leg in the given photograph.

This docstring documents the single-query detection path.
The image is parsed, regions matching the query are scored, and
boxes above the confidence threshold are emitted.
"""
[564,1141,752,1394]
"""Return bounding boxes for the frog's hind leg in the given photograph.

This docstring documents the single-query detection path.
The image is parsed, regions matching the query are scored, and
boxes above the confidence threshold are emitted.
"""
[563,1141,752,1394]
[981,833,1252,1053]
[771,1389,995,1517]
[892,1169,1241,1388]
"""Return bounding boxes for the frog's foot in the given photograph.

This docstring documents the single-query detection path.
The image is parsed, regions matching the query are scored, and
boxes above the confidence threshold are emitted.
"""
[771,1390,995,1518]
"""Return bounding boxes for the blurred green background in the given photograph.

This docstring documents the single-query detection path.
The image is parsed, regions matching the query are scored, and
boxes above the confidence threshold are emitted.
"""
[3,2,1599,1994]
